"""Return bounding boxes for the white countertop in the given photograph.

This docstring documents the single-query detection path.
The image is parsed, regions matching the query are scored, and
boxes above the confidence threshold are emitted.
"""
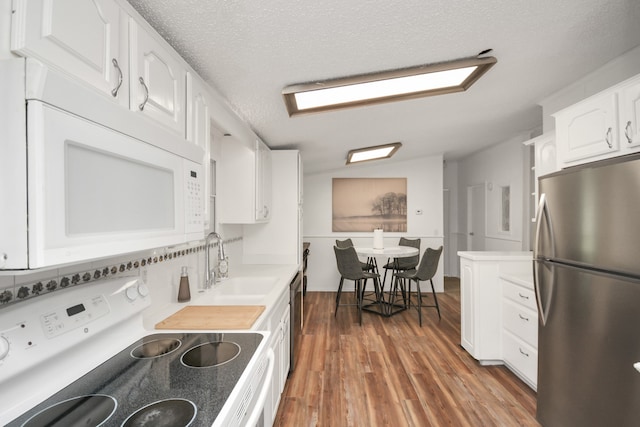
[143,264,299,331]
[457,251,533,261]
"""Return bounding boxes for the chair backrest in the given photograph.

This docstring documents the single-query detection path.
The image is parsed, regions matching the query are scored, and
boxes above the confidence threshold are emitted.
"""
[414,246,443,281]
[334,246,366,280]
[335,238,354,249]
[397,237,421,269]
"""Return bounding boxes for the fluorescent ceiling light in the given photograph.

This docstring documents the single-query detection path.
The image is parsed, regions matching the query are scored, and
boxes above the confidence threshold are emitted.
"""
[346,142,402,165]
[283,56,496,116]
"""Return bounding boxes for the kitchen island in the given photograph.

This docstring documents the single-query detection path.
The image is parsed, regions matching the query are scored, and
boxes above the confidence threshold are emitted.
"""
[458,251,535,388]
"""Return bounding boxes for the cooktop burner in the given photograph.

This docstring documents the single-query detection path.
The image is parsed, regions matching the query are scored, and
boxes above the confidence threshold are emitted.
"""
[181,341,241,368]
[131,338,182,359]
[22,394,116,427]
[7,332,264,426]
[122,398,196,427]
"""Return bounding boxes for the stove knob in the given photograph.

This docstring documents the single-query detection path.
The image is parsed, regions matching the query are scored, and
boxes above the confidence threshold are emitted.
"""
[137,283,149,297]
[125,286,138,301]
[0,336,9,361]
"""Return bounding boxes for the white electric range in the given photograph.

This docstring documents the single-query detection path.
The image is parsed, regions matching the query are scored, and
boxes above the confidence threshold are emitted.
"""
[0,276,272,426]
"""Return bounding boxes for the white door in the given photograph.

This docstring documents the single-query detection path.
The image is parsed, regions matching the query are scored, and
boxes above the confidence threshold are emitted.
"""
[11,0,126,105]
[467,184,486,251]
[129,18,186,136]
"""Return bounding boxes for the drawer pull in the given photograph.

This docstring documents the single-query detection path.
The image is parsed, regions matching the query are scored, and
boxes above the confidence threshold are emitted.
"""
[518,314,529,322]
[518,292,529,300]
[519,348,530,357]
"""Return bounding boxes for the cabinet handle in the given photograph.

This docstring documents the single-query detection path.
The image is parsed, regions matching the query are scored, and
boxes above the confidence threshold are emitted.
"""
[605,127,613,148]
[518,292,529,300]
[519,348,530,357]
[138,77,149,111]
[111,58,123,97]
[518,314,529,322]
[625,120,633,144]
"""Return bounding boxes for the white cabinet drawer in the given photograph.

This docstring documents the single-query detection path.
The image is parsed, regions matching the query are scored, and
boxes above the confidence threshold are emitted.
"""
[503,331,537,389]
[503,299,538,347]
[502,280,537,311]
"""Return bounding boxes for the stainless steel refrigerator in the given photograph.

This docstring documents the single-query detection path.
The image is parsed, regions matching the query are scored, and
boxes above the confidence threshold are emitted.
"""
[534,153,640,427]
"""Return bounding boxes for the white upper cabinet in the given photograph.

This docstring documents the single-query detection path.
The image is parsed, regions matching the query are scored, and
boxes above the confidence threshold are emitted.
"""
[219,137,272,224]
[619,75,640,148]
[555,90,619,165]
[11,0,127,106]
[256,139,273,221]
[555,73,640,167]
[129,18,186,136]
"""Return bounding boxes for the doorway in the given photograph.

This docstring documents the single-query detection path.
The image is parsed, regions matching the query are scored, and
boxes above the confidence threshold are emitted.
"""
[467,184,486,251]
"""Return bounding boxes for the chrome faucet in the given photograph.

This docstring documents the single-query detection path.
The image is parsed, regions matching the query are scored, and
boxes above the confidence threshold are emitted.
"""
[204,232,226,289]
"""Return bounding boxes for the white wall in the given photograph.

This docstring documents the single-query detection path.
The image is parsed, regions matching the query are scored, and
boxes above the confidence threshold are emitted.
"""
[453,132,531,253]
[302,155,445,293]
[443,160,461,276]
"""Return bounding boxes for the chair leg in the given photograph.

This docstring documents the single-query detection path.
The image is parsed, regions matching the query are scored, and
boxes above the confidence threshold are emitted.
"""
[335,277,344,317]
[416,280,422,327]
[430,279,441,320]
[357,279,363,325]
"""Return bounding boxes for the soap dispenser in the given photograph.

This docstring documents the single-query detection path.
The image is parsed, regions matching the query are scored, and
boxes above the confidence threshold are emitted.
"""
[177,266,191,302]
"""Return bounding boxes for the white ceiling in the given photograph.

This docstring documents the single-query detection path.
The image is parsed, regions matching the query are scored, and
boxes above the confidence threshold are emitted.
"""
[127,0,640,174]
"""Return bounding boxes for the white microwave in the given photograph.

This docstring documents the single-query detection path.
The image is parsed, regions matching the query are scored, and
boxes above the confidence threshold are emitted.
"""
[1,59,205,269]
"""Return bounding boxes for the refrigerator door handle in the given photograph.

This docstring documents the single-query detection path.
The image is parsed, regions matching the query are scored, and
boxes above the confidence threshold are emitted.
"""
[534,193,554,325]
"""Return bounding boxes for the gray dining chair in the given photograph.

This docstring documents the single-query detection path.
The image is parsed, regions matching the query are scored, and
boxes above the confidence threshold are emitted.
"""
[335,239,374,271]
[394,246,443,326]
[382,237,420,283]
[333,245,381,325]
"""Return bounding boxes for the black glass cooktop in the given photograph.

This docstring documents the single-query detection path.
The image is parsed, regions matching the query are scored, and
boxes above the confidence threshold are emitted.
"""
[7,332,263,427]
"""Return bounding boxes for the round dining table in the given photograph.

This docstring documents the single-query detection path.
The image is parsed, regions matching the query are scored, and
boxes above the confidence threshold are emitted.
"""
[354,246,419,316]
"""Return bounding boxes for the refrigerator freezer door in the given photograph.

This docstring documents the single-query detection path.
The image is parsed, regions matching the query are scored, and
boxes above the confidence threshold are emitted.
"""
[536,261,640,427]
[537,153,640,275]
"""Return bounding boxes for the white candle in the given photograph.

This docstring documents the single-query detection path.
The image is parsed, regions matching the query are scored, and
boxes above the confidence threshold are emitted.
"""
[373,228,384,249]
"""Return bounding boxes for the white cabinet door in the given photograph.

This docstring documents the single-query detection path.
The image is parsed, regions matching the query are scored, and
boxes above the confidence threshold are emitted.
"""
[619,75,640,148]
[555,90,619,164]
[129,19,186,136]
[256,139,272,221]
[460,258,475,355]
[280,304,291,391]
[219,137,272,224]
[11,0,126,105]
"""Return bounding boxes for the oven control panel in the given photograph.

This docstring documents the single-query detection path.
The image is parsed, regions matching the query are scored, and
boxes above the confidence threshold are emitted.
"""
[0,276,150,382]
[40,295,110,339]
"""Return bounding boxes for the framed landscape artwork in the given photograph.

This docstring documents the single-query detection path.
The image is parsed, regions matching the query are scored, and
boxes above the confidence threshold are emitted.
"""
[332,177,407,232]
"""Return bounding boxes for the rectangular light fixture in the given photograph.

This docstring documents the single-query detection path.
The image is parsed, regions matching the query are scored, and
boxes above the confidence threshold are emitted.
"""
[282,56,497,116]
[346,142,402,165]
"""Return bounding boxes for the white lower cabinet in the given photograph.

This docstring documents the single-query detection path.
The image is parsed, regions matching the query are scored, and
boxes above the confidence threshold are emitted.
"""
[501,275,538,390]
[256,288,290,425]
[458,251,537,390]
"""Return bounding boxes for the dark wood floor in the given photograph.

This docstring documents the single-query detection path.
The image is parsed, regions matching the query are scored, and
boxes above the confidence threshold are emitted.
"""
[274,278,539,426]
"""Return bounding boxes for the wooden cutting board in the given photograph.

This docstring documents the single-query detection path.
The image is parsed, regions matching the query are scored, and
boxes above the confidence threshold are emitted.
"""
[155,305,265,330]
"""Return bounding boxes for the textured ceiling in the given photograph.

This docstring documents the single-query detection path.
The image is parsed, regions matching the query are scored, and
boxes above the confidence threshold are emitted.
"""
[127,0,640,174]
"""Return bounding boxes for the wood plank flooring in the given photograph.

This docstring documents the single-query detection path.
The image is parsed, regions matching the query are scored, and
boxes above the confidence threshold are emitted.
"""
[274,278,539,426]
